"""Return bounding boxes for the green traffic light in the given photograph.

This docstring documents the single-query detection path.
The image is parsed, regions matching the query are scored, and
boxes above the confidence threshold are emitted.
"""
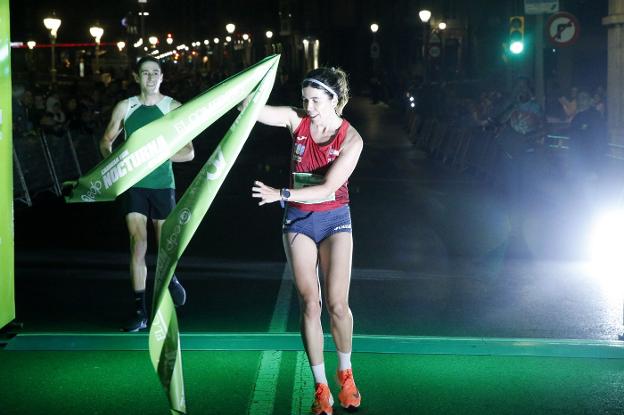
[508,15,525,55]
[510,41,524,54]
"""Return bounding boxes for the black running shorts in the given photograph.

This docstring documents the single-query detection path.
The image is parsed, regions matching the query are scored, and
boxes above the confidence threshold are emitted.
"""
[123,187,175,220]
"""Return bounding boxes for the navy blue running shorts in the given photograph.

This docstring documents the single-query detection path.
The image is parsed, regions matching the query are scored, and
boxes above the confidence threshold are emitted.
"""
[282,205,352,244]
[123,187,175,220]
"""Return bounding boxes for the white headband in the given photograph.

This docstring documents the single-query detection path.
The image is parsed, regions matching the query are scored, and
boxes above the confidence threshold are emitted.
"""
[303,78,337,98]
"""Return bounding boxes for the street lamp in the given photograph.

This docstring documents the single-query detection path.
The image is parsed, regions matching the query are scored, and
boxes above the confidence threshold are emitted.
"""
[43,14,61,84]
[370,23,379,34]
[419,10,432,84]
[226,23,236,34]
[266,30,273,39]
[117,41,126,52]
[148,36,158,47]
[242,33,249,41]
[419,10,432,23]
[89,25,103,75]
[438,22,447,31]
[26,40,36,50]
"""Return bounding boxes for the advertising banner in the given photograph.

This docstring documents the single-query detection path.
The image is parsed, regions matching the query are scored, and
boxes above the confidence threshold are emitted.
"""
[0,0,15,330]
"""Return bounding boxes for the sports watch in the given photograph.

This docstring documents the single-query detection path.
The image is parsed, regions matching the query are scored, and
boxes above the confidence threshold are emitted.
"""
[280,188,291,208]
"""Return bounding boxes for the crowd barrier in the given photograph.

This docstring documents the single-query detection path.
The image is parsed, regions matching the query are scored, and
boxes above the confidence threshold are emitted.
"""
[407,112,509,182]
[404,106,624,208]
[13,129,101,207]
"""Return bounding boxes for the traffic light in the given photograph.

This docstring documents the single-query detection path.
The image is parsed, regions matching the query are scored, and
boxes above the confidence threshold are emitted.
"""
[509,16,525,54]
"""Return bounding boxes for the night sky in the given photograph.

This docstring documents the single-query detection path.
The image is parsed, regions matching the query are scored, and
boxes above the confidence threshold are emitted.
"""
[9,1,609,46]
[9,0,283,43]
[7,0,610,90]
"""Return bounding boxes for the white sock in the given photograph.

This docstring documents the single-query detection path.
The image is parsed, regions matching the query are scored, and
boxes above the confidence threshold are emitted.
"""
[337,351,352,371]
[311,363,328,384]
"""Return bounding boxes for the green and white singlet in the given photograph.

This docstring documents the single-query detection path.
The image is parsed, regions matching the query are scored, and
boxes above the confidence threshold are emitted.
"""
[124,95,175,189]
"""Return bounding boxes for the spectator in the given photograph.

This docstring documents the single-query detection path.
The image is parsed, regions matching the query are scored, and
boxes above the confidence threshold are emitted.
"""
[42,100,67,135]
[65,97,82,131]
[509,87,543,136]
[12,84,34,135]
[497,82,544,233]
[593,85,606,118]
[30,93,47,130]
[569,90,607,178]
[558,85,578,121]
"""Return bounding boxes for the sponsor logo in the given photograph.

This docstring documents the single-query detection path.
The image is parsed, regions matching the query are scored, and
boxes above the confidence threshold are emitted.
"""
[178,208,191,225]
[152,310,167,342]
[333,224,351,231]
[165,224,182,253]
[100,136,169,189]
[206,145,226,180]
[296,135,307,141]
[80,179,104,202]
[172,84,246,137]
[293,143,305,163]
[328,147,340,162]
[164,209,194,254]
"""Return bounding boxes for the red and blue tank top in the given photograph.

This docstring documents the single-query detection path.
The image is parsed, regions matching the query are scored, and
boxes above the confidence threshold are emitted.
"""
[288,116,350,211]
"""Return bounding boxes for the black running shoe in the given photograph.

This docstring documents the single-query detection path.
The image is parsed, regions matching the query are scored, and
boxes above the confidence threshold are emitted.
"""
[122,310,148,332]
[169,275,187,307]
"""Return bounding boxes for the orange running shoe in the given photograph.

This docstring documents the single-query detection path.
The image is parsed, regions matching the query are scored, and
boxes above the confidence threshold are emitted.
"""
[311,383,334,415]
[337,369,361,411]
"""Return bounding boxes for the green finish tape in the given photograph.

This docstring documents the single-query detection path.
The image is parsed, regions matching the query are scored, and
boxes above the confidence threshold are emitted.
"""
[61,54,280,415]
[148,56,280,415]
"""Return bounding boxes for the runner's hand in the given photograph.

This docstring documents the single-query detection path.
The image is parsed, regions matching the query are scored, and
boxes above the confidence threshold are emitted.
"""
[252,181,281,206]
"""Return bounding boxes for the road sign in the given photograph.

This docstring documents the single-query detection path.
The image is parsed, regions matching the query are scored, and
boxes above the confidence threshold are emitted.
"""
[546,12,580,47]
[524,0,559,15]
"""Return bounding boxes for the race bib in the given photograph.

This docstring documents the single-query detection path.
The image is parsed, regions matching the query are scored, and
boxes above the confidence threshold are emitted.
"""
[292,172,335,204]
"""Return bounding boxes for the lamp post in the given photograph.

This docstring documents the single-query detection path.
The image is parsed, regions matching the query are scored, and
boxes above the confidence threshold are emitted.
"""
[419,9,432,84]
[265,30,274,56]
[438,22,447,81]
[43,15,61,84]
[89,25,104,76]
[241,33,251,66]
[224,24,236,70]
[138,0,148,40]
[26,41,37,81]
[370,23,380,76]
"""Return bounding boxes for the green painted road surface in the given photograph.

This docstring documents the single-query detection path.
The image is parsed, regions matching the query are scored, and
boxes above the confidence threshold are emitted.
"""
[2,340,624,414]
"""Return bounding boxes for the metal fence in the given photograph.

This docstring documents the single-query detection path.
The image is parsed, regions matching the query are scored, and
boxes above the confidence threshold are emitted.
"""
[13,129,101,207]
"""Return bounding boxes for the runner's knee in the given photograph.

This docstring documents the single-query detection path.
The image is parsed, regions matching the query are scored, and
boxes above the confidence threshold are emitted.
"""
[301,298,322,320]
[327,300,350,321]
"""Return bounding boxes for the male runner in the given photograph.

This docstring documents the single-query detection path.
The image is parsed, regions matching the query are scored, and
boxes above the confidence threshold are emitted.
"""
[100,56,194,332]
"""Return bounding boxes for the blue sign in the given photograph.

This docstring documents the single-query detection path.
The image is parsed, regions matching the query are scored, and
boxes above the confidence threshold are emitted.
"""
[524,0,559,15]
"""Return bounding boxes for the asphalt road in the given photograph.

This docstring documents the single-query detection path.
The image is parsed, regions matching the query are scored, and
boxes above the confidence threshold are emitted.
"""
[11,93,624,340]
